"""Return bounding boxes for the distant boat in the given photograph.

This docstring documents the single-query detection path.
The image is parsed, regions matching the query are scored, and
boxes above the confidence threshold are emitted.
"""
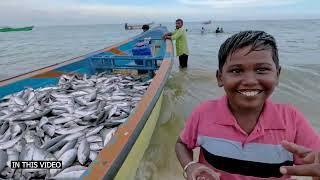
[201,20,212,25]
[0,26,34,32]
[125,22,154,30]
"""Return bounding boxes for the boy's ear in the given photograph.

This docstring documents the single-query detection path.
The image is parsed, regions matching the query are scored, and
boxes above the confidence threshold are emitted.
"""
[216,70,223,87]
[276,66,281,86]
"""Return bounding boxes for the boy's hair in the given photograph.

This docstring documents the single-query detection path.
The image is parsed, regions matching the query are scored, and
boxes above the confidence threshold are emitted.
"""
[218,30,279,71]
[176,19,183,24]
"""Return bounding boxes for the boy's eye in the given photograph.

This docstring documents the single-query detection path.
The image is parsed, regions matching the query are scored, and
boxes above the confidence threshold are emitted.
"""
[256,68,270,72]
[230,69,241,74]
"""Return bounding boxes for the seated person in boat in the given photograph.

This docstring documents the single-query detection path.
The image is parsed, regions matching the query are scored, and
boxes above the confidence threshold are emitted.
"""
[142,24,150,32]
[216,27,220,33]
[175,30,320,180]
[134,25,151,74]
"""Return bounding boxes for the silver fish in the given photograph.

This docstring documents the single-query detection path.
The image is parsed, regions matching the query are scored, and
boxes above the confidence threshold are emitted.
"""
[0,126,11,143]
[77,139,90,165]
[0,150,7,172]
[41,135,67,150]
[38,116,49,128]
[58,165,87,174]
[89,151,98,162]
[85,125,104,137]
[0,132,24,150]
[64,132,84,141]
[32,145,50,161]
[86,135,103,143]
[101,128,117,146]
[13,138,27,152]
[89,142,103,151]
[108,105,118,119]
[50,148,77,176]
[51,169,86,179]
[11,123,26,138]
[55,139,77,159]
[6,149,19,167]
[12,96,26,106]
[47,140,68,153]
[55,125,89,135]
[52,116,76,125]
[19,143,36,161]
[0,121,9,135]
[42,124,56,137]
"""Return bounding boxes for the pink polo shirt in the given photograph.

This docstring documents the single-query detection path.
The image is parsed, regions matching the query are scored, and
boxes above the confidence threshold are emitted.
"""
[180,96,320,180]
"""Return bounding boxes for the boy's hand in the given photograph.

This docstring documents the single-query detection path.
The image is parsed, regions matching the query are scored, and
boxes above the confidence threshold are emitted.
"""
[280,140,320,178]
[186,162,220,180]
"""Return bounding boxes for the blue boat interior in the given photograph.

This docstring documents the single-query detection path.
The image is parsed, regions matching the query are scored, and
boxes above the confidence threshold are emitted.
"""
[0,26,170,99]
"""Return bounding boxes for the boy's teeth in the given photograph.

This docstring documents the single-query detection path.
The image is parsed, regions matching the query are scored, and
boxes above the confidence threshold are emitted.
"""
[239,91,259,97]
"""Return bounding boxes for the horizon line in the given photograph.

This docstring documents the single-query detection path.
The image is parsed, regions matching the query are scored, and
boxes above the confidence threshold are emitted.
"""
[29,17,320,27]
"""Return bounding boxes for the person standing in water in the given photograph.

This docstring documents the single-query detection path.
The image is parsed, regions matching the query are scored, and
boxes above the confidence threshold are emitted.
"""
[201,27,205,34]
[163,19,189,68]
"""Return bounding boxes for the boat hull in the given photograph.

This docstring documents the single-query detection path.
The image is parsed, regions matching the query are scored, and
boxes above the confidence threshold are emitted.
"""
[115,91,163,180]
[0,26,34,32]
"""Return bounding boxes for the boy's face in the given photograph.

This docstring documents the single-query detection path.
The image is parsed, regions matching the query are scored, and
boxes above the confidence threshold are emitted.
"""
[216,46,280,110]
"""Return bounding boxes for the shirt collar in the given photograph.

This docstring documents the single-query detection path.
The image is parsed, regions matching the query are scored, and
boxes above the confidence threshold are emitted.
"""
[213,96,286,130]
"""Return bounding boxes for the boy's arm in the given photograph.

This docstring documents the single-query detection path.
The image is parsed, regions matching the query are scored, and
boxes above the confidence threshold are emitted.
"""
[176,137,194,168]
[176,137,221,180]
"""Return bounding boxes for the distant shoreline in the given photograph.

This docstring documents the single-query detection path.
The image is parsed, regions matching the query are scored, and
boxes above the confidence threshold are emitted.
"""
[7,18,319,28]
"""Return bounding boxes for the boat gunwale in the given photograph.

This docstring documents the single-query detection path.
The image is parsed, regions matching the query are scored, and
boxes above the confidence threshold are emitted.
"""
[82,39,174,179]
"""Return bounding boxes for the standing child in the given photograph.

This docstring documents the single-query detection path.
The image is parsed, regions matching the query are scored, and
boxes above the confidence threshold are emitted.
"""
[175,30,320,180]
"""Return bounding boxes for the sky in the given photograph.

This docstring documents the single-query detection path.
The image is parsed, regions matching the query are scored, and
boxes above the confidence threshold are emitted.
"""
[0,0,319,26]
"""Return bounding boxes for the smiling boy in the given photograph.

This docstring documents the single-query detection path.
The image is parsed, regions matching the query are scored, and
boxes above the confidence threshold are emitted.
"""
[175,31,320,180]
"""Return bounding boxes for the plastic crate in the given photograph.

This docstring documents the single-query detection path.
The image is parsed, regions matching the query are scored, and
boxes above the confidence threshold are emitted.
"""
[132,41,152,56]
[90,55,162,72]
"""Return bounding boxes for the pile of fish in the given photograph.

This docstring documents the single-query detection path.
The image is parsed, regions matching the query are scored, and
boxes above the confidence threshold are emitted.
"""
[0,72,152,179]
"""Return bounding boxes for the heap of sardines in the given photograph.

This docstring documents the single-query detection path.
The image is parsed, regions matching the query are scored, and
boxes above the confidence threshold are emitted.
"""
[0,73,151,179]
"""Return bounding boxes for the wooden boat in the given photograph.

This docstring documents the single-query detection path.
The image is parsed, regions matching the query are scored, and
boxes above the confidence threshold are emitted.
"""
[125,22,154,30]
[0,26,174,179]
[0,26,34,32]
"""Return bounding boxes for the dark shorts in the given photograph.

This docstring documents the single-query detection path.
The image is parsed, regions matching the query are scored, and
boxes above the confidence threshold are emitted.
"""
[135,60,148,74]
[179,54,188,68]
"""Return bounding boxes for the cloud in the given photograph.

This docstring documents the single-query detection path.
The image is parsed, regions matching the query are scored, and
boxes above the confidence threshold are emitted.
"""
[177,0,301,8]
[0,0,215,25]
[0,0,316,26]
